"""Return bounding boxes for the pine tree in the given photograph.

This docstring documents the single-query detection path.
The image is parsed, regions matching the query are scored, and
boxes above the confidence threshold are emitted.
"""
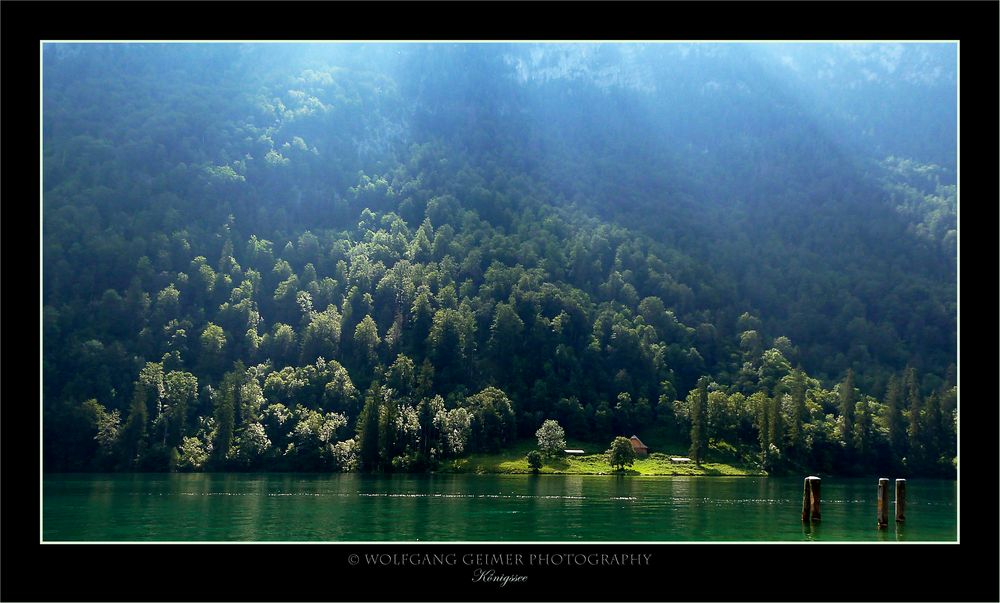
[838,369,856,454]
[218,237,236,274]
[855,396,873,470]
[748,391,775,470]
[379,388,398,468]
[409,286,433,357]
[767,394,783,453]
[788,368,807,455]
[163,370,198,448]
[922,391,943,470]
[752,391,770,457]
[120,384,150,467]
[489,302,524,382]
[904,367,922,468]
[356,386,382,471]
[939,385,957,462]
[689,377,709,465]
[212,371,237,465]
[885,374,907,464]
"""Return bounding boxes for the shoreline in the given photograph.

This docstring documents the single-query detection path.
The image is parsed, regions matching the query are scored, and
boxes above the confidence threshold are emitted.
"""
[436,451,765,477]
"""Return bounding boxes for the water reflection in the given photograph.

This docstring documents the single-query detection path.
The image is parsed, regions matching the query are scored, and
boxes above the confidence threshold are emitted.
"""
[802,520,821,541]
[43,474,956,542]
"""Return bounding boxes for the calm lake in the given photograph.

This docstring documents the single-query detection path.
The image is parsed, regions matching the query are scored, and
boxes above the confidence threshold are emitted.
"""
[43,473,957,542]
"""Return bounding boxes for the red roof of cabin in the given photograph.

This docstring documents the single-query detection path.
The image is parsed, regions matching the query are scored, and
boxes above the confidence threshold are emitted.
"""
[629,435,648,449]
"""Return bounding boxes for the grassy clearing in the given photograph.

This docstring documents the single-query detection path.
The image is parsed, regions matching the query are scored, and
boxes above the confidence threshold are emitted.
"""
[437,439,764,476]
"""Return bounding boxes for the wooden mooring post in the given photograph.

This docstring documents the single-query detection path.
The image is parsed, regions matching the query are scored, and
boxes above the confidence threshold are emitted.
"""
[802,477,811,521]
[895,479,906,523]
[877,478,889,528]
[801,476,821,522]
[809,477,821,521]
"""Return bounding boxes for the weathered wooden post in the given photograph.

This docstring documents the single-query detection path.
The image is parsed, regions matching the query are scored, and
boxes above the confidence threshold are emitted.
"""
[802,477,812,521]
[877,478,889,528]
[895,478,906,523]
[808,476,821,522]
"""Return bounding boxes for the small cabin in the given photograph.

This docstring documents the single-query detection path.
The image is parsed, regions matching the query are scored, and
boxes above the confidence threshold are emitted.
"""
[564,449,585,456]
[629,435,649,456]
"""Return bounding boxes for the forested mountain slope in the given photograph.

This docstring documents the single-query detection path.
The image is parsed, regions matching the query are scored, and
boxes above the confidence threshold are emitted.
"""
[42,43,956,476]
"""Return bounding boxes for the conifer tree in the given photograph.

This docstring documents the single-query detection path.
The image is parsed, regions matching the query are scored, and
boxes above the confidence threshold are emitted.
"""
[885,374,907,462]
[121,384,150,467]
[904,367,922,467]
[356,386,382,471]
[767,394,783,454]
[689,377,709,465]
[379,387,398,468]
[855,396,873,470]
[788,368,807,455]
[922,391,943,470]
[212,371,237,465]
[838,368,856,453]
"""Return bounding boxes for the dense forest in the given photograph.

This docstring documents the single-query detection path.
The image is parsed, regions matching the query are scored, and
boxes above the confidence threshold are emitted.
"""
[42,43,956,477]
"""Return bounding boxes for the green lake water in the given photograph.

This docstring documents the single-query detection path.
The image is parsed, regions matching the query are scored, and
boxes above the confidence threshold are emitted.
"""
[42,473,957,542]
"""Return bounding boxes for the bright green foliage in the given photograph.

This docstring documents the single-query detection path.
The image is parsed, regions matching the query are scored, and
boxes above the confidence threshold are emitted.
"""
[199,323,227,376]
[177,436,209,471]
[465,387,516,453]
[437,405,471,457]
[82,399,121,461]
[331,439,360,471]
[353,315,381,379]
[162,371,197,447]
[299,305,341,365]
[154,284,181,325]
[607,436,636,471]
[267,323,298,367]
[535,419,566,457]
[385,354,416,397]
[237,422,271,465]
[287,409,347,470]
[323,361,360,414]
[758,349,791,396]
